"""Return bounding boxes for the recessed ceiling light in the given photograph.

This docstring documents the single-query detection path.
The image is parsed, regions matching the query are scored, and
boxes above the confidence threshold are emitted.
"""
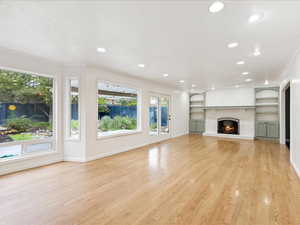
[253,49,261,56]
[97,47,106,53]
[209,1,224,13]
[237,61,245,65]
[179,80,185,83]
[248,13,264,24]
[163,73,169,77]
[211,86,215,90]
[235,85,240,88]
[245,78,252,82]
[242,72,249,75]
[228,42,239,48]
[264,80,269,85]
[138,64,145,68]
[192,84,196,87]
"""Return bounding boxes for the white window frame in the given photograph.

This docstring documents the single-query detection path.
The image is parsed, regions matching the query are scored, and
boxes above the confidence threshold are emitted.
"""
[148,92,172,137]
[0,66,57,162]
[65,77,80,141]
[96,80,142,139]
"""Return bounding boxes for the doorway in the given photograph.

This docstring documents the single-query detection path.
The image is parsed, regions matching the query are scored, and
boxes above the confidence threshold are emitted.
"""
[285,85,290,148]
[149,94,171,141]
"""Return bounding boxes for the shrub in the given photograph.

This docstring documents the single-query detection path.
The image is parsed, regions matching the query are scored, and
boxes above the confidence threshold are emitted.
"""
[5,116,32,132]
[99,116,137,132]
[8,133,33,141]
[123,116,136,130]
[31,121,50,130]
[98,97,110,113]
[99,116,113,131]
[150,122,157,130]
[111,116,123,130]
[71,120,79,131]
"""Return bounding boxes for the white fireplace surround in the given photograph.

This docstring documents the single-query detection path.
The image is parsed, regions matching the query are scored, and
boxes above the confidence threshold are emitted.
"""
[202,88,256,140]
[203,109,255,139]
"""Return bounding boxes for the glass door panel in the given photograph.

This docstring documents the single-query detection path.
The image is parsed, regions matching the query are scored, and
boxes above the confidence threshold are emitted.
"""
[159,96,170,134]
[149,96,159,135]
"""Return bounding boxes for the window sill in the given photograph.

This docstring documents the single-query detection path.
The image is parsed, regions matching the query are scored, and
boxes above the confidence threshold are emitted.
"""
[0,150,59,165]
[97,130,142,140]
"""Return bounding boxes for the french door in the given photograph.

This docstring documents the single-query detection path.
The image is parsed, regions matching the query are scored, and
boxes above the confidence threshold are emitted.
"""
[149,94,171,141]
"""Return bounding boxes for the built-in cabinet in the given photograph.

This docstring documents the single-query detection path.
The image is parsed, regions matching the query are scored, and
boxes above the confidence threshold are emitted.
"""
[255,87,280,139]
[189,93,205,133]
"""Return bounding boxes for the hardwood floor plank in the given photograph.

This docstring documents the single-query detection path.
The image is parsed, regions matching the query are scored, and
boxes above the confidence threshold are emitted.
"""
[0,134,299,225]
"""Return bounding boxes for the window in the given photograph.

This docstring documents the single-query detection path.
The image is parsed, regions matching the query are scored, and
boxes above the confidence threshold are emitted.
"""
[0,68,54,159]
[97,82,139,137]
[67,79,79,139]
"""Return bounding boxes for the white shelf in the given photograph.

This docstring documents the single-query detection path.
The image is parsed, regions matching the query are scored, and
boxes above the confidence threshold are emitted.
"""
[190,111,204,113]
[256,112,278,114]
[190,100,204,103]
[256,97,278,100]
[190,105,205,108]
[256,103,278,106]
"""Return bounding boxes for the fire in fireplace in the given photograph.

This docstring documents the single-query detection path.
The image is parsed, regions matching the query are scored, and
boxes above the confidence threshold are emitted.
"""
[218,118,239,135]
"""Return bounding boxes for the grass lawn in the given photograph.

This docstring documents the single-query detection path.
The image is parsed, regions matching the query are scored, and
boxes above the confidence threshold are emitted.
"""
[8,133,33,141]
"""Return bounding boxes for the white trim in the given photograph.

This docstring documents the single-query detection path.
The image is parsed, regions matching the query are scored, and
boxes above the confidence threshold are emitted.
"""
[0,66,57,158]
[291,158,300,179]
[64,77,81,141]
[0,66,54,78]
[85,143,149,162]
[203,132,254,140]
[0,150,58,165]
[97,130,142,140]
[88,133,189,162]
[63,156,86,162]
[279,80,290,145]
[0,153,62,176]
[96,80,142,138]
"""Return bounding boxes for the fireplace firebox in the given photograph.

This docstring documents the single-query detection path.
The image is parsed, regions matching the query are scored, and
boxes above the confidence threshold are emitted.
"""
[218,118,239,135]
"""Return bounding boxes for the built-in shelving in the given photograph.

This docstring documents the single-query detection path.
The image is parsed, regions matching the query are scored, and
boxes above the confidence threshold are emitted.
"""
[255,87,280,140]
[256,103,279,106]
[189,92,206,133]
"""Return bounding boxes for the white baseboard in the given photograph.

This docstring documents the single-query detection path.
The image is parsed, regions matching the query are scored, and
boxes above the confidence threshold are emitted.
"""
[85,142,151,162]
[172,131,189,138]
[0,153,63,176]
[291,159,300,179]
[85,132,189,162]
[203,132,254,140]
[63,156,86,162]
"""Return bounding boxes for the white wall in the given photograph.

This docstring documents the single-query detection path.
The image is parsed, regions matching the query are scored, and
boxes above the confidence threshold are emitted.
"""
[280,49,300,178]
[74,67,189,161]
[204,109,255,139]
[203,88,255,139]
[206,88,255,107]
[0,48,189,174]
[0,48,189,175]
[0,47,64,175]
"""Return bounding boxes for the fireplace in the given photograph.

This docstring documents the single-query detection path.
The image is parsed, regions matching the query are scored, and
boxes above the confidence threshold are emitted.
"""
[218,118,239,135]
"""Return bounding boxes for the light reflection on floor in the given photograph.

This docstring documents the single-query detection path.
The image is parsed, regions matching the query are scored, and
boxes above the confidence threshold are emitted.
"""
[148,144,170,173]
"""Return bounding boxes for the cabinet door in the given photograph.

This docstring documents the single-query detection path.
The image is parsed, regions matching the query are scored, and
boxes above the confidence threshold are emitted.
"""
[267,122,279,138]
[189,120,195,132]
[256,122,267,137]
[199,120,205,132]
[195,120,201,132]
[190,120,198,132]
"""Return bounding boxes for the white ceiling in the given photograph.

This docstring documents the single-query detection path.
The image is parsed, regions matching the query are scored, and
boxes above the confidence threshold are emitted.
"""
[1,1,300,90]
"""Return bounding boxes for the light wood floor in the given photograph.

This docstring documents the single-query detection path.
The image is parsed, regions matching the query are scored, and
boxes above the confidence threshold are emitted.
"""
[1,135,300,225]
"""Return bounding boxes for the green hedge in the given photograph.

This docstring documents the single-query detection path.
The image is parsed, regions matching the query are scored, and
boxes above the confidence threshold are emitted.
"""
[99,116,137,131]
